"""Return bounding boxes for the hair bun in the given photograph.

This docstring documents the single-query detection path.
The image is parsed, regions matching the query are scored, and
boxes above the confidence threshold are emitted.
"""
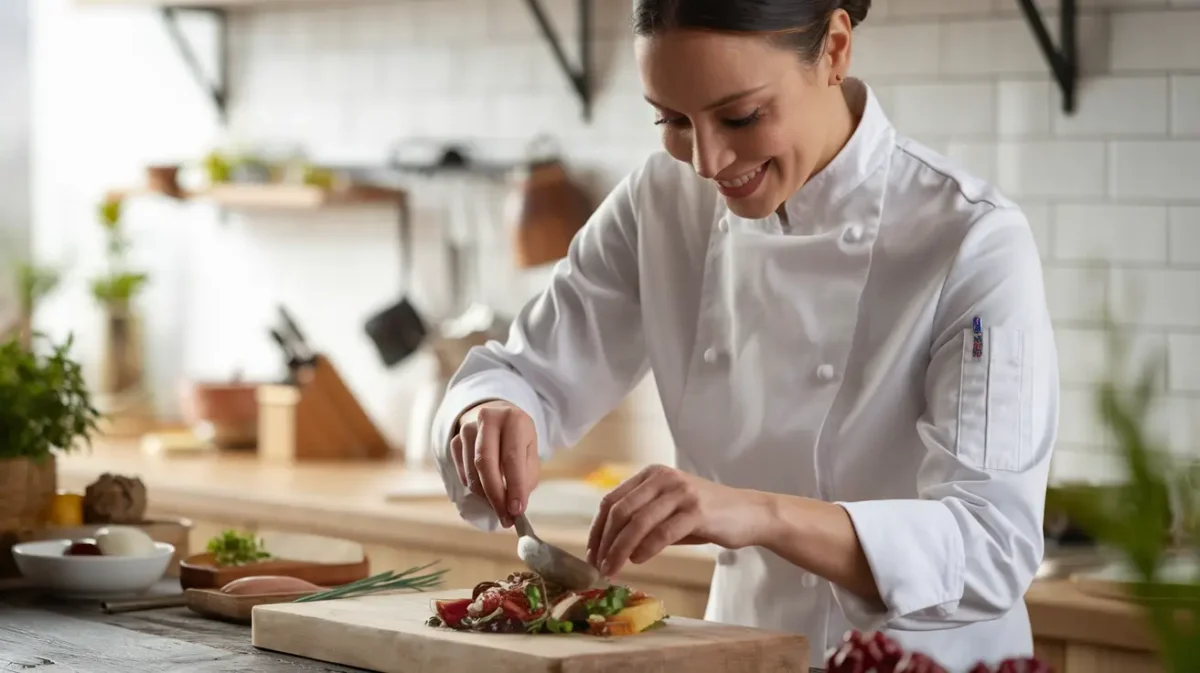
[840,0,871,26]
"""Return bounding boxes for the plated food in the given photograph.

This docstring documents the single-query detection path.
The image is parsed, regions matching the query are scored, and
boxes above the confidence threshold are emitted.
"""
[427,571,667,636]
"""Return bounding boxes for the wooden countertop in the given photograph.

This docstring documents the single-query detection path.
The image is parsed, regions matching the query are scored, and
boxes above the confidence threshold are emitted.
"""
[54,441,717,590]
[55,440,1160,653]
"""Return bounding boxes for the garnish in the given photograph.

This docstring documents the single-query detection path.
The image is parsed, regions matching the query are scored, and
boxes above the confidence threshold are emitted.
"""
[206,529,271,567]
[525,583,542,612]
[585,585,630,617]
[293,561,448,603]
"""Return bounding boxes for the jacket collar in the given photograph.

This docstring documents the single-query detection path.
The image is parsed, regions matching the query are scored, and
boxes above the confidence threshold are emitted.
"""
[782,78,895,231]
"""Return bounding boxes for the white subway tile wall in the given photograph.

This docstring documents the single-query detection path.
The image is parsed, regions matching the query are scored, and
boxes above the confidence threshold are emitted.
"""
[32,0,1200,482]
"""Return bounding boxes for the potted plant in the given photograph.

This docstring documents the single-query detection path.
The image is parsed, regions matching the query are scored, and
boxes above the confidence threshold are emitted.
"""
[0,332,102,537]
[1053,316,1200,672]
[15,261,62,351]
[89,195,149,397]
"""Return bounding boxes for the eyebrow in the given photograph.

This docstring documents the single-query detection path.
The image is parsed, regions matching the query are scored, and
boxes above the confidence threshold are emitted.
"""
[645,84,769,113]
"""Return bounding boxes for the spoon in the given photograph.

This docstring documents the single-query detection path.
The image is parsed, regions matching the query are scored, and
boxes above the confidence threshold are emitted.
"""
[514,513,608,590]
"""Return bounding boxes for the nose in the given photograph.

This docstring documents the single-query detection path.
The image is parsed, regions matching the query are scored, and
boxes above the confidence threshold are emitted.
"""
[691,130,732,180]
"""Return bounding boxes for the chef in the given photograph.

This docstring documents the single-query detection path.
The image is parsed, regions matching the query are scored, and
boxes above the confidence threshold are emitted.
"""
[430,0,1059,670]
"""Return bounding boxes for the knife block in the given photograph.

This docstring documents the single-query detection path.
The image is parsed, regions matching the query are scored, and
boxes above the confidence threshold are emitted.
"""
[256,355,393,463]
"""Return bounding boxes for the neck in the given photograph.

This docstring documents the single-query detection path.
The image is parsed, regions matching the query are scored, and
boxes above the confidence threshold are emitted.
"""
[813,85,860,178]
[775,84,862,222]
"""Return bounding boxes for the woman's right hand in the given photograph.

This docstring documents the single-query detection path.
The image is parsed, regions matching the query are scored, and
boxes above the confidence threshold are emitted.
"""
[450,400,540,528]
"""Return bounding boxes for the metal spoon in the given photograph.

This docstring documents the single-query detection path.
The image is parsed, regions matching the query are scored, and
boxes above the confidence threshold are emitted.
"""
[514,513,608,590]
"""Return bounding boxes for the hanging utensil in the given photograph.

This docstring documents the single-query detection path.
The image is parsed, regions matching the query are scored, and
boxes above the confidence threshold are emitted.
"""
[364,192,428,368]
[504,135,592,269]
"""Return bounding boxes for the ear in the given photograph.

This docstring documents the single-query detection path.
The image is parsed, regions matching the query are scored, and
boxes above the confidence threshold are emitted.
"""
[824,9,854,86]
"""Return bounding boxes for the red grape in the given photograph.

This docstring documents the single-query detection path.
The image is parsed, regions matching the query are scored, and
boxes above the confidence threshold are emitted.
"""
[827,631,1054,673]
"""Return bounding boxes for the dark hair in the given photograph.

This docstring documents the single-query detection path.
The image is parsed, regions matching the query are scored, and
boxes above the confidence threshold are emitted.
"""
[632,0,870,63]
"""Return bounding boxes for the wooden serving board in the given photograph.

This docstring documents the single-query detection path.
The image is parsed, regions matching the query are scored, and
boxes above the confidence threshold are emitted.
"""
[252,589,809,673]
[184,588,318,624]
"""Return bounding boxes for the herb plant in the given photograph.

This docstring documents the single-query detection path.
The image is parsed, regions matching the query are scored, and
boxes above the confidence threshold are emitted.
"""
[89,196,149,309]
[206,529,272,566]
[1053,317,1200,672]
[0,333,101,463]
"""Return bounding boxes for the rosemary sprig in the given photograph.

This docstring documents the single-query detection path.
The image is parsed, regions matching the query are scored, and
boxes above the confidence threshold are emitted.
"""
[293,561,449,603]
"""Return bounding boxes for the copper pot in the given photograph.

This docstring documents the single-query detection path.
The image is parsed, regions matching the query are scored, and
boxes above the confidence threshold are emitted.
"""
[183,382,261,449]
[146,165,183,198]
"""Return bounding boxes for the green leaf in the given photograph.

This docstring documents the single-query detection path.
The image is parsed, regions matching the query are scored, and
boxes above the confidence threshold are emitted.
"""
[0,332,102,461]
[205,529,272,566]
[1054,315,1200,672]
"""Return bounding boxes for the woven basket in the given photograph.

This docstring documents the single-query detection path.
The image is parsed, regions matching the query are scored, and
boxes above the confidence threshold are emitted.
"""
[0,456,57,534]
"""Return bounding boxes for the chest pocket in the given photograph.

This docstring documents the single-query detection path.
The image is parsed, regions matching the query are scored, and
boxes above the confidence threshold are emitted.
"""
[956,326,1033,472]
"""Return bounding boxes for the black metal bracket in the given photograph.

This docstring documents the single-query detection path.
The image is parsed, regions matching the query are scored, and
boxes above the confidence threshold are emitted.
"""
[1017,0,1078,114]
[523,0,593,122]
[160,7,229,125]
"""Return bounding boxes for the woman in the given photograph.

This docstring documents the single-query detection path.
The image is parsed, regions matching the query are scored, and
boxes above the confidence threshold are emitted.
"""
[431,0,1059,669]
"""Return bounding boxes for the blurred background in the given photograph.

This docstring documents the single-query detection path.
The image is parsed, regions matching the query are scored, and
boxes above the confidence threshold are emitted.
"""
[1,0,1197,484]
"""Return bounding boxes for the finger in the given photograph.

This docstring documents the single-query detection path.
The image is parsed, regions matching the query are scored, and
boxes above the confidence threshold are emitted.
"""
[629,510,702,567]
[499,413,532,517]
[587,468,655,566]
[461,424,485,500]
[450,434,467,487]
[597,476,666,574]
[601,491,682,577]
[474,409,510,526]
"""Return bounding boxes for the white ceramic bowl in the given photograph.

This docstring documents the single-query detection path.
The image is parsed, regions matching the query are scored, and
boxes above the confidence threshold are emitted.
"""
[12,539,175,597]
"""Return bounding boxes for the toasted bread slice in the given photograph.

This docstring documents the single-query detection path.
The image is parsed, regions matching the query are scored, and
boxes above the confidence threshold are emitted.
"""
[606,596,667,636]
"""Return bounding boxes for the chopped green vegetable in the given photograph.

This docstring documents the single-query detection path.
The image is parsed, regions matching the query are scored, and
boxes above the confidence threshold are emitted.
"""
[292,562,448,603]
[206,530,271,567]
[546,617,573,633]
[525,584,542,612]
[585,585,631,617]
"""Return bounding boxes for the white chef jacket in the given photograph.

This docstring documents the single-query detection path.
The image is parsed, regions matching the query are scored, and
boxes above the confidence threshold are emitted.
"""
[431,78,1058,672]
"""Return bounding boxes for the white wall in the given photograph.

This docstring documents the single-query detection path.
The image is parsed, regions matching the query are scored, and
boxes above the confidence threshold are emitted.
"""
[32,0,1200,482]
[1,0,31,311]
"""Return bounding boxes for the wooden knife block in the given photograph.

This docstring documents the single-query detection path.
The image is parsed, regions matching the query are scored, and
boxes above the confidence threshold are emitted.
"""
[256,355,392,463]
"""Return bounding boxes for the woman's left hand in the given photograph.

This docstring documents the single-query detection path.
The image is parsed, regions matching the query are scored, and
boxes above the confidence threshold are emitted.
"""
[585,465,770,578]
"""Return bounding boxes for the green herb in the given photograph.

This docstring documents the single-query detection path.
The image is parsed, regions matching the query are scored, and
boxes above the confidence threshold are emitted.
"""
[206,530,271,566]
[585,585,630,617]
[1054,313,1200,673]
[525,584,542,612]
[293,562,449,603]
[545,617,573,633]
[0,333,101,462]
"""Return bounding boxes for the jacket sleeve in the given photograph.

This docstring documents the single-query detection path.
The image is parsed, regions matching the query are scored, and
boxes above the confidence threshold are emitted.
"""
[831,206,1059,631]
[431,168,649,532]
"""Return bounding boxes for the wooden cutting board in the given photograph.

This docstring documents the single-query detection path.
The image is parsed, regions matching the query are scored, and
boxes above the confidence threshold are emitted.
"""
[251,589,809,673]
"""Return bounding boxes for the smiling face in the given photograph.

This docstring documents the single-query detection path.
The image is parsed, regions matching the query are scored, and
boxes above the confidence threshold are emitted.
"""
[636,23,854,219]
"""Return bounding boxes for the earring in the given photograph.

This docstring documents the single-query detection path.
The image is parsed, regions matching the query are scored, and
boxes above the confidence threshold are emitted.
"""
[834,74,844,84]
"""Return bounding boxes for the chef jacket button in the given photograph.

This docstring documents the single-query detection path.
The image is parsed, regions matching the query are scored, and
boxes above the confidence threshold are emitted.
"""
[843,225,864,243]
[718,220,729,234]
[801,573,818,588]
[703,348,720,364]
[816,364,835,381]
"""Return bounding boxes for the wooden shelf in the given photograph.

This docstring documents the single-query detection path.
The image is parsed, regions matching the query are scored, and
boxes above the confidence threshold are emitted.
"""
[75,0,358,7]
[107,183,405,211]
[76,0,597,122]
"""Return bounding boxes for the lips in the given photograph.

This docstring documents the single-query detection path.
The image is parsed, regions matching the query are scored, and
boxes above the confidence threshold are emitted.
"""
[714,161,769,200]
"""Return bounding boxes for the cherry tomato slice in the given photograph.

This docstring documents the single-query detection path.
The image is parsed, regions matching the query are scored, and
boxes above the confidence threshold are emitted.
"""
[433,599,472,627]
